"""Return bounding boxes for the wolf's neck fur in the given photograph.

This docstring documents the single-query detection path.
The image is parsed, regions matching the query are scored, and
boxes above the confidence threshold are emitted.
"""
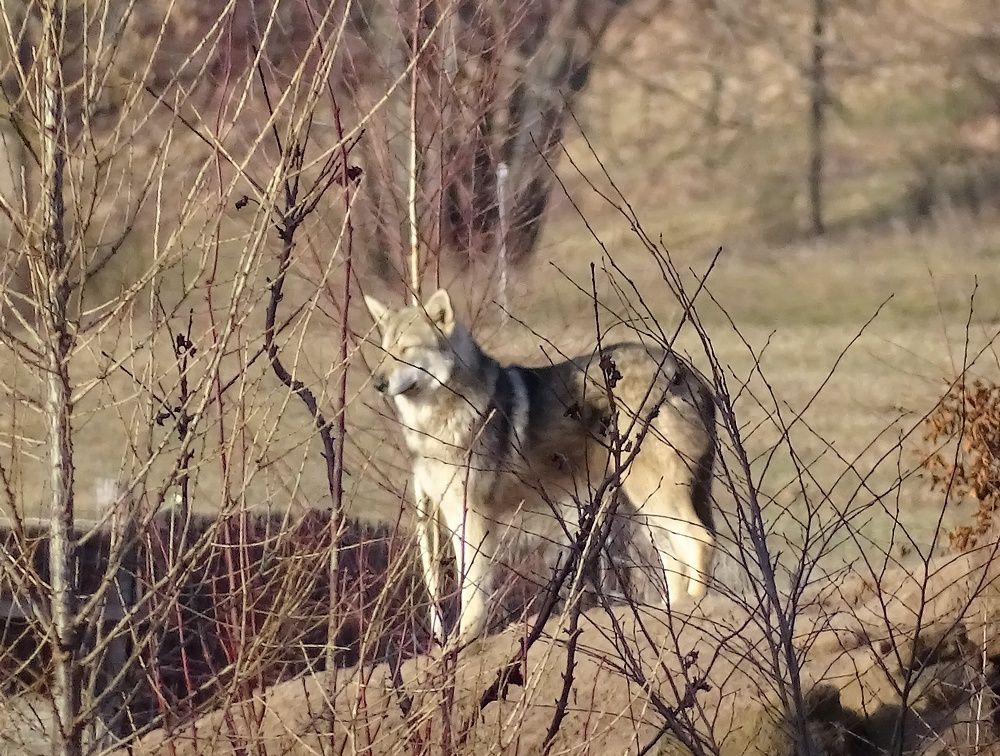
[394,323,501,458]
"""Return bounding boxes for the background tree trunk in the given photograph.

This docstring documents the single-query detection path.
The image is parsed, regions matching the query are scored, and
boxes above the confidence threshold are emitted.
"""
[342,0,631,284]
[808,0,828,236]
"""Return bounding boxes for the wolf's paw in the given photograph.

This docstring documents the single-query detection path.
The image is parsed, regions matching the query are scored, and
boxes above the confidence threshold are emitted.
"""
[428,608,446,646]
[450,634,487,657]
[440,622,488,657]
[686,574,708,600]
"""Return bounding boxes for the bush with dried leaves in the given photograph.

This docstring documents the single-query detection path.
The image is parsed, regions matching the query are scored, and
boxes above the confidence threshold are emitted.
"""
[920,378,1000,550]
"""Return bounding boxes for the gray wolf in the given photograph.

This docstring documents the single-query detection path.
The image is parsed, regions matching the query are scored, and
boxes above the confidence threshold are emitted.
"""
[364,289,717,646]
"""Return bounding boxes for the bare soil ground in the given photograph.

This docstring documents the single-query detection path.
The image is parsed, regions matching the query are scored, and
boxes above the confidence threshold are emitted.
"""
[128,548,1000,755]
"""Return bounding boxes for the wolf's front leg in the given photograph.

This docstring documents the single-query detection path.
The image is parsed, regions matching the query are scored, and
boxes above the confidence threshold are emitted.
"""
[414,481,445,643]
[445,502,496,647]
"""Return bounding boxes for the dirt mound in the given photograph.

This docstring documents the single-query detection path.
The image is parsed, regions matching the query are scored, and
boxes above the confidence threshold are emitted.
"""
[127,550,1000,754]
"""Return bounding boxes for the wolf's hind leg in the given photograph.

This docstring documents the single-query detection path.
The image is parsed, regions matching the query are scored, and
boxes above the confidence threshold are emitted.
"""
[623,467,714,605]
[635,515,688,603]
[669,512,714,600]
[651,499,714,601]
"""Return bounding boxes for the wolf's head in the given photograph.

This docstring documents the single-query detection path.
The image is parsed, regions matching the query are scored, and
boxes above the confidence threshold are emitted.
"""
[364,289,470,400]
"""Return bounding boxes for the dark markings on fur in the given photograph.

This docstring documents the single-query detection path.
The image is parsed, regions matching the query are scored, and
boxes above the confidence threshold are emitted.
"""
[692,443,716,535]
[508,344,718,537]
[486,366,514,458]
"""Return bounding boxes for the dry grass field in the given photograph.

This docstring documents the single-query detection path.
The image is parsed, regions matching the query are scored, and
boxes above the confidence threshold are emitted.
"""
[5,192,997,563]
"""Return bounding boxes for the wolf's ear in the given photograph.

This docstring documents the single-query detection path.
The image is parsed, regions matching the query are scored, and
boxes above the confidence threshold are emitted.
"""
[424,289,454,332]
[363,295,391,334]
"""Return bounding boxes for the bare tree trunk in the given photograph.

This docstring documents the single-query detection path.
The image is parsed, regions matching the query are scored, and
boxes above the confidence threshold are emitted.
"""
[349,0,631,280]
[441,0,629,265]
[808,0,827,236]
[38,2,81,753]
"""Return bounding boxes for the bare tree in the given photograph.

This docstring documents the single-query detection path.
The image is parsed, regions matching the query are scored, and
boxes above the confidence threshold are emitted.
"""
[34,3,80,752]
